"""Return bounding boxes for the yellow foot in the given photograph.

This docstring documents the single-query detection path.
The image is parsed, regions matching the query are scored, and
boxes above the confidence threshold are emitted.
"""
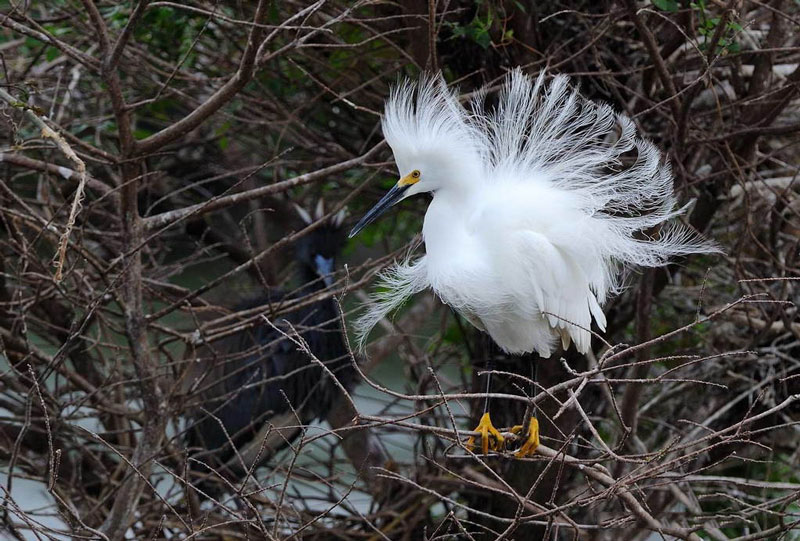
[511,417,540,458]
[466,412,505,455]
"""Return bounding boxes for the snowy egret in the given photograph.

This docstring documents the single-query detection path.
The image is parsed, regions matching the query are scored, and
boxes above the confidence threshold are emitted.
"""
[187,202,354,486]
[349,69,714,456]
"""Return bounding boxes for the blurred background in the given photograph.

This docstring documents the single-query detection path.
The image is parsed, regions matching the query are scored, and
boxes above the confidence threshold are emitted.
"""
[1,1,799,539]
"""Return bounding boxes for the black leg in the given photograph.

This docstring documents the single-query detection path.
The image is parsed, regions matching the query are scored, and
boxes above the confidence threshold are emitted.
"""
[482,357,495,415]
[530,360,538,417]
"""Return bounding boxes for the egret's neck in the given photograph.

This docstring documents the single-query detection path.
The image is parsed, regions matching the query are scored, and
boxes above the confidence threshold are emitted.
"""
[434,161,482,202]
[423,179,481,263]
[432,170,481,208]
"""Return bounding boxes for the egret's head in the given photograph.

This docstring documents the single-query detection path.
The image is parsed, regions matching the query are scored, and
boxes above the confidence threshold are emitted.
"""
[349,74,482,238]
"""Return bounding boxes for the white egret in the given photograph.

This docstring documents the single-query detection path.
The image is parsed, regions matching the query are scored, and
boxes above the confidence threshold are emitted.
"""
[349,69,715,456]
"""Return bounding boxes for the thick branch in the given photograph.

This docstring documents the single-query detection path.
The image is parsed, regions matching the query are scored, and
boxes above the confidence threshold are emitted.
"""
[134,0,268,155]
[107,1,152,72]
[0,14,100,70]
[142,142,385,231]
[0,152,115,200]
[618,267,654,441]
[79,0,111,53]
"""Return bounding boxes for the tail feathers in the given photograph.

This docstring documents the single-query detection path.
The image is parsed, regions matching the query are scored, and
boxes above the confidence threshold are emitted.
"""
[588,292,606,332]
[559,328,572,351]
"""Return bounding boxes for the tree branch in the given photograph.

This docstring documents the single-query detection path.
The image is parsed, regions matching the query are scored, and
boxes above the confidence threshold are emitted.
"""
[107,1,152,72]
[142,142,385,231]
[620,0,681,119]
[134,0,268,155]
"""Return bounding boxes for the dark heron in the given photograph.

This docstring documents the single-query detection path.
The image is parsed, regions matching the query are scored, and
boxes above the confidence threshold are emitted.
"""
[185,202,354,488]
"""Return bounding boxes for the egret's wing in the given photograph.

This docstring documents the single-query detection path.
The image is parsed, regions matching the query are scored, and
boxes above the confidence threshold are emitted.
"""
[462,310,486,332]
[458,183,608,355]
[471,69,716,355]
[481,70,634,202]
[509,229,605,354]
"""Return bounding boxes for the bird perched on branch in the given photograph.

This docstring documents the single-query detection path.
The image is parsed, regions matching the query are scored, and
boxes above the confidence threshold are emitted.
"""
[185,202,355,488]
[349,69,715,456]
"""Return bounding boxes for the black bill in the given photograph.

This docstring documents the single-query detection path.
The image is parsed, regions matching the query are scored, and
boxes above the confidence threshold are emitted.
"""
[349,183,409,238]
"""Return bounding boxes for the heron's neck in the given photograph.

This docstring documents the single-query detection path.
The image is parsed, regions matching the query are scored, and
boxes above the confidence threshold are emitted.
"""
[299,266,320,288]
[297,265,330,296]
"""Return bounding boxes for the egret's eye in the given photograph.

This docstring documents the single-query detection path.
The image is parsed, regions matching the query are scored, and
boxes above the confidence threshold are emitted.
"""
[398,169,422,186]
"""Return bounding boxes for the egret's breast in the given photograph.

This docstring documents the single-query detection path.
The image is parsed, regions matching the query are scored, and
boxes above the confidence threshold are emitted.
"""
[423,197,481,267]
[422,187,571,355]
[422,193,498,309]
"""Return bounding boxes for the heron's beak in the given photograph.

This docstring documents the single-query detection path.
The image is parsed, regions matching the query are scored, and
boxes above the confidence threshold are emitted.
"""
[349,182,409,238]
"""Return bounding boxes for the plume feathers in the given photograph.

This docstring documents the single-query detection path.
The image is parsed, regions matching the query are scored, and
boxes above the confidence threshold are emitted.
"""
[355,69,717,355]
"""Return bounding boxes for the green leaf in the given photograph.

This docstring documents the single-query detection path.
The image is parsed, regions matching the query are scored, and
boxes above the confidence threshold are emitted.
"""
[473,29,491,49]
[133,128,153,140]
[24,37,43,49]
[652,0,679,12]
[450,25,467,39]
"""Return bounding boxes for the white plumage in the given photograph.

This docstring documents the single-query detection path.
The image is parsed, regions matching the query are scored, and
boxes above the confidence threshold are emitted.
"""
[352,69,715,357]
